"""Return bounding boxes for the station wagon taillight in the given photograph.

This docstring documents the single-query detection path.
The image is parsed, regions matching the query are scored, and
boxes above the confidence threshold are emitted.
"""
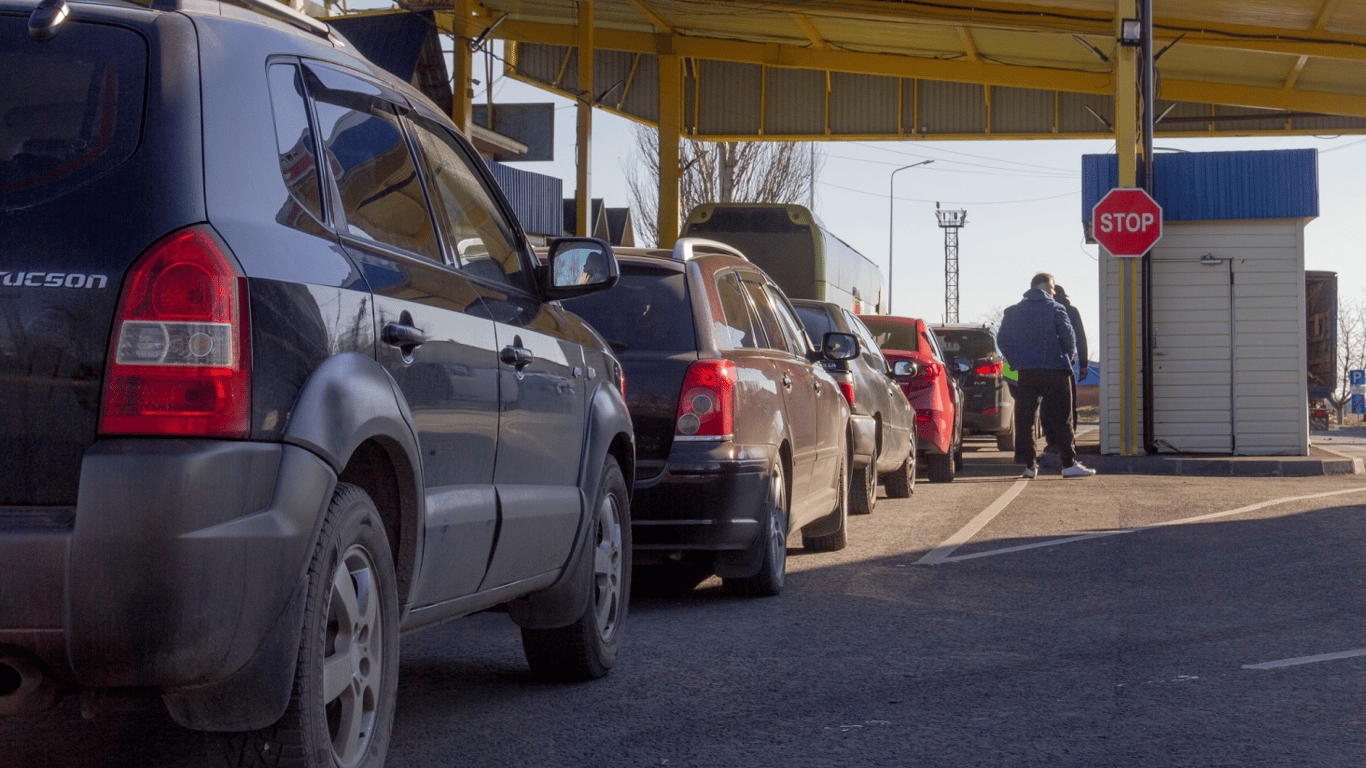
[975,361,1003,376]
[100,226,251,438]
[838,381,856,406]
[675,360,735,438]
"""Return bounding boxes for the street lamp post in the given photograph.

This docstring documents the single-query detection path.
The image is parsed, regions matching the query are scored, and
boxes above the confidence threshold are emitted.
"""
[887,159,933,314]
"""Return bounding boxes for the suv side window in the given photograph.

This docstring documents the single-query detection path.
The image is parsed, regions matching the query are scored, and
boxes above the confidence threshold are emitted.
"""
[407,115,530,292]
[714,272,762,349]
[266,63,325,230]
[304,65,441,262]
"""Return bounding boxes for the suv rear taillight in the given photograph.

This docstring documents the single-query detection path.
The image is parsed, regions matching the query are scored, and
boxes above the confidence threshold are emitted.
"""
[975,361,1003,376]
[100,226,251,438]
[675,360,735,438]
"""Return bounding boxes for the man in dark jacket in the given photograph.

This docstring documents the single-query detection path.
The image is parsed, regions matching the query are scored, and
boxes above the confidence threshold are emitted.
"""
[997,273,1095,479]
[1051,282,1087,432]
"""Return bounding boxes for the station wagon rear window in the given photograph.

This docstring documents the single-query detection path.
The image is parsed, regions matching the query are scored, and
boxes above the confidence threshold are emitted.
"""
[562,269,694,353]
[0,17,146,210]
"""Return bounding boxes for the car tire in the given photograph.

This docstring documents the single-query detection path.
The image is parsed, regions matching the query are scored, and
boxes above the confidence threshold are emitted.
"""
[927,452,955,483]
[724,460,788,597]
[223,483,398,768]
[522,457,630,681]
[849,459,876,516]
[882,450,915,498]
[802,448,848,552]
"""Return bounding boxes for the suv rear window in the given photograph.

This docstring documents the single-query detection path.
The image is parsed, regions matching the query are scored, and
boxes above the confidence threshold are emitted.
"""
[1,17,146,210]
[562,268,695,352]
[934,329,999,360]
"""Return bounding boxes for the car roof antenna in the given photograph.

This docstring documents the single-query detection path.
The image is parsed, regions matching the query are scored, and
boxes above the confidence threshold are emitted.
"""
[29,0,70,42]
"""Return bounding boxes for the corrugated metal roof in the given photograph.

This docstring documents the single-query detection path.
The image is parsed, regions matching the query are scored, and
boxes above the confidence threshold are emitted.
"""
[1080,149,1319,223]
[486,160,563,238]
[438,0,1366,140]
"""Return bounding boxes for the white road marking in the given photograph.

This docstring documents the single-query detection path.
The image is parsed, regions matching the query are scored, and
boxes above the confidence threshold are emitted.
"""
[919,486,1365,565]
[1243,649,1366,670]
[915,480,1030,564]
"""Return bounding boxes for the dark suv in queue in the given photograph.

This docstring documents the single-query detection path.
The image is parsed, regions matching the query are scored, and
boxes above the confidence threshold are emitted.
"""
[932,324,1016,451]
[792,299,917,514]
[0,2,634,765]
[560,239,856,597]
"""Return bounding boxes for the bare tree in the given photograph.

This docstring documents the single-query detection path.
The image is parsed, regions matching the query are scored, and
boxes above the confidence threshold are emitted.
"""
[1328,299,1366,423]
[626,125,822,246]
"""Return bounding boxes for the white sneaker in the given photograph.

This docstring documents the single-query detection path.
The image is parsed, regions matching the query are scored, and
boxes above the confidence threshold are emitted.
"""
[1021,465,1037,479]
[1062,462,1096,479]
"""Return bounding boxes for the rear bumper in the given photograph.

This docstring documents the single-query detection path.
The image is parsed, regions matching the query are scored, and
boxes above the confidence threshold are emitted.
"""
[0,439,332,689]
[963,406,1012,435]
[630,439,778,552]
[849,413,876,467]
[915,415,952,455]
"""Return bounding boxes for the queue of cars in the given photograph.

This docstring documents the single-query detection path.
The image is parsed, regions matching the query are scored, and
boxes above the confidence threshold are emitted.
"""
[0,0,989,762]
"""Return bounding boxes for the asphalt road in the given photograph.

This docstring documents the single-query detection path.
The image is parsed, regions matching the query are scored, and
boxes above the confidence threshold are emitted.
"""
[8,436,1366,767]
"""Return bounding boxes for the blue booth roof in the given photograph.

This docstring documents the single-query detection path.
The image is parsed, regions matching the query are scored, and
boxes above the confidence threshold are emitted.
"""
[1081,149,1319,224]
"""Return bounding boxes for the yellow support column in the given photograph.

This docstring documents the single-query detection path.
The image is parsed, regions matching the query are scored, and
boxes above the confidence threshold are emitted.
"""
[575,2,594,237]
[1114,2,1140,456]
[657,51,681,249]
[450,0,474,137]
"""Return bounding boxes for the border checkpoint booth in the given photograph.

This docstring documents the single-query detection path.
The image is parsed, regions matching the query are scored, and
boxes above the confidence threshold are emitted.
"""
[1082,149,1320,457]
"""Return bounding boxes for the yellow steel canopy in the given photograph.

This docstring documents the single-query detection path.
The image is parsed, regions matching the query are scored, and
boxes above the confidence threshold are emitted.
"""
[402,0,1366,140]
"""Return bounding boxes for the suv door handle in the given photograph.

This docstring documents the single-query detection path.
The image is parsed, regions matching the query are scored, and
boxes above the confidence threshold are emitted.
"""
[781,373,792,389]
[381,322,426,351]
[500,345,535,369]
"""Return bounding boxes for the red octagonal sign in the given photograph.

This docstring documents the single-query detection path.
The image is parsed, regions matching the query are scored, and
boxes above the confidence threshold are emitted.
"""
[1092,188,1163,257]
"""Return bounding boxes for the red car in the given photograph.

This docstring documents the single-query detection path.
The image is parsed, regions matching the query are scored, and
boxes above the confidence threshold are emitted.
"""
[858,315,965,482]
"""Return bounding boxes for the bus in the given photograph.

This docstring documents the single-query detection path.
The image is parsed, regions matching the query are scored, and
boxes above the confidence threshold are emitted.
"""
[681,203,885,314]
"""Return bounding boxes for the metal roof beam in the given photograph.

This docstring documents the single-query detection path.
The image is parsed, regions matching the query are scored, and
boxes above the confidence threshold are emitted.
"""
[791,12,829,50]
[497,19,1113,93]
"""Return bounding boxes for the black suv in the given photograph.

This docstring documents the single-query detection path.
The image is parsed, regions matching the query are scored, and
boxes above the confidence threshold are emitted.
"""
[932,324,1015,451]
[560,239,856,597]
[0,1,634,765]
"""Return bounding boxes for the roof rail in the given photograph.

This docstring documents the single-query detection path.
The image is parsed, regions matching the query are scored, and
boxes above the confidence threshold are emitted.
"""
[671,237,748,263]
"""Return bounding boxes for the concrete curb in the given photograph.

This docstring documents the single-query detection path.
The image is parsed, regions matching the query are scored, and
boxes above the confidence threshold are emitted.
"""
[1080,453,1360,477]
[1053,427,1365,477]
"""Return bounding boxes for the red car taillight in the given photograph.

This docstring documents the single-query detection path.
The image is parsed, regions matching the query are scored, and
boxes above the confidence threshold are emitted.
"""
[675,359,735,438]
[975,361,1003,376]
[100,226,251,438]
[919,361,943,380]
[838,380,856,406]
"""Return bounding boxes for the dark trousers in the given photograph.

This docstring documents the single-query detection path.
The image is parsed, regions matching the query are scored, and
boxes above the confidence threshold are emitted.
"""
[1014,368,1075,467]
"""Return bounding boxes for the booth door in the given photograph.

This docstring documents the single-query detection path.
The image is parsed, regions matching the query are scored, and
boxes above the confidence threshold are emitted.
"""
[1149,256,1234,453]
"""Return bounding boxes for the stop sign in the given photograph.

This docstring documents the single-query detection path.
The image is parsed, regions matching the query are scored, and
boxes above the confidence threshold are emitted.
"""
[1092,188,1163,257]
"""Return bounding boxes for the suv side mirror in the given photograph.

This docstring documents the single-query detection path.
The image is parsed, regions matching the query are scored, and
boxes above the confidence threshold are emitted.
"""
[541,237,618,299]
[891,360,920,379]
[820,331,859,361]
[952,356,972,375]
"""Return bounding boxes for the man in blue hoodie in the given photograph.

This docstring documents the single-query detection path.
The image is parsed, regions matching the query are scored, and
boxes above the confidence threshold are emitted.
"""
[997,273,1096,479]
